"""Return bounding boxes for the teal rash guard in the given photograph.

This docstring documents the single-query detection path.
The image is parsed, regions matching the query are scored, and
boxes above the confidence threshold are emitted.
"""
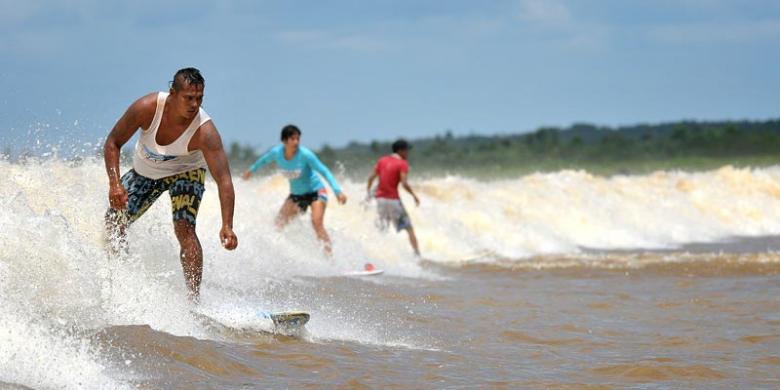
[248,144,342,196]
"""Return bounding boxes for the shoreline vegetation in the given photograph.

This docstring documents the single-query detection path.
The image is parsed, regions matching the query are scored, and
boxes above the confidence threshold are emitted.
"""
[2,119,779,178]
[229,119,780,178]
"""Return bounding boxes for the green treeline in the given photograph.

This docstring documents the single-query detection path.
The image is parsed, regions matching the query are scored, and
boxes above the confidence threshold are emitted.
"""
[228,119,780,177]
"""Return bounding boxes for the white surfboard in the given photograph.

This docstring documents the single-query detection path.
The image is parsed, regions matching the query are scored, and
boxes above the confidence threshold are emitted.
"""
[192,309,310,334]
[344,269,385,276]
[257,310,310,329]
[344,262,384,276]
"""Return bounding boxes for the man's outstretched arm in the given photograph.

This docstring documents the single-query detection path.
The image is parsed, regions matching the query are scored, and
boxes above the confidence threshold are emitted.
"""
[242,146,277,180]
[198,121,238,250]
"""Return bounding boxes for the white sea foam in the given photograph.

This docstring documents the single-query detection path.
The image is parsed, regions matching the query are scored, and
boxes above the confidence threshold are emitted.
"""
[0,271,132,389]
[411,167,780,263]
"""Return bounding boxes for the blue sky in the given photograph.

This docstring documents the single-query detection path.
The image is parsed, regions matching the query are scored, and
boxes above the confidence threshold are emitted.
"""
[1,0,778,153]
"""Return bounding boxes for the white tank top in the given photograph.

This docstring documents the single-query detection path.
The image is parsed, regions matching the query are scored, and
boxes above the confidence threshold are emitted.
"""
[132,92,210,179]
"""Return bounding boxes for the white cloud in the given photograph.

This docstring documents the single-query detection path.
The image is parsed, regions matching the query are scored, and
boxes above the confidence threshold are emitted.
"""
[511,0,608,52]
[516,0,572,28]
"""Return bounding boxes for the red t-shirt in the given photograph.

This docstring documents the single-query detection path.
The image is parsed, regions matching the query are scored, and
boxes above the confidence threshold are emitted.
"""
[374,155,409,199]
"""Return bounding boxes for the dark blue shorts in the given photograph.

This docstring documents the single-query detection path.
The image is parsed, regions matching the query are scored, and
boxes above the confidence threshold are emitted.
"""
[288,188,328,212]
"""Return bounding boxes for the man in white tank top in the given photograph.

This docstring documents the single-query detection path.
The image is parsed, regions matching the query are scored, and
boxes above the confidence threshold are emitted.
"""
[103,67,238,302]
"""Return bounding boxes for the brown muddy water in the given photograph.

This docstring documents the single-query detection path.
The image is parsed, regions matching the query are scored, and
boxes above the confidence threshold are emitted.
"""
[74,252,780,388]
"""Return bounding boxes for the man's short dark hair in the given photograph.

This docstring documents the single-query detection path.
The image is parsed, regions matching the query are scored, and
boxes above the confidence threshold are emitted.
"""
[281,124,302,141]
[392,139,411,153]
[171,67,205,90]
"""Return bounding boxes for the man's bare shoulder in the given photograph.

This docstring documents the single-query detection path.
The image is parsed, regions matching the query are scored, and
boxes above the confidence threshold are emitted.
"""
[119,92,160,130]
[193,120,224,152]
[129,92,160,114]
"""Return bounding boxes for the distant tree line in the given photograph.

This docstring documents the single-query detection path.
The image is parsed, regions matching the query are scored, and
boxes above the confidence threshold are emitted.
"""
[6,119,775,176]
[223,119,780,176]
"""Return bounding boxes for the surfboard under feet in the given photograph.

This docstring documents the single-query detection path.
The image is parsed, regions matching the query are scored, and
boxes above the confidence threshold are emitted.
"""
[258,310,310,328]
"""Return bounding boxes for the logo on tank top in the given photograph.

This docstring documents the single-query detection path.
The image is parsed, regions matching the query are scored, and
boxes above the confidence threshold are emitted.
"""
[143,145,178,163]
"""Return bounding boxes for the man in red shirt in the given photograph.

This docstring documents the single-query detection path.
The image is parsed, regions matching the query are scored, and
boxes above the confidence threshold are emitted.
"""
[366,139,421,256]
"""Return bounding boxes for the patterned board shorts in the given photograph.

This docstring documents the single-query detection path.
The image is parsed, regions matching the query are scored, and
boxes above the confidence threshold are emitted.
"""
[288,188,328,212]
[107,168,206,225]
[376,198,413,232]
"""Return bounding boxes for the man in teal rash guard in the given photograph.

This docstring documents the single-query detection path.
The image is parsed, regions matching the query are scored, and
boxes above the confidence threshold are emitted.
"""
[242,125,347,256]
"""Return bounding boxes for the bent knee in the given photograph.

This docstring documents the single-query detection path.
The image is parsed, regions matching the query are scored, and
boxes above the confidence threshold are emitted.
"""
[173,220,197,239]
